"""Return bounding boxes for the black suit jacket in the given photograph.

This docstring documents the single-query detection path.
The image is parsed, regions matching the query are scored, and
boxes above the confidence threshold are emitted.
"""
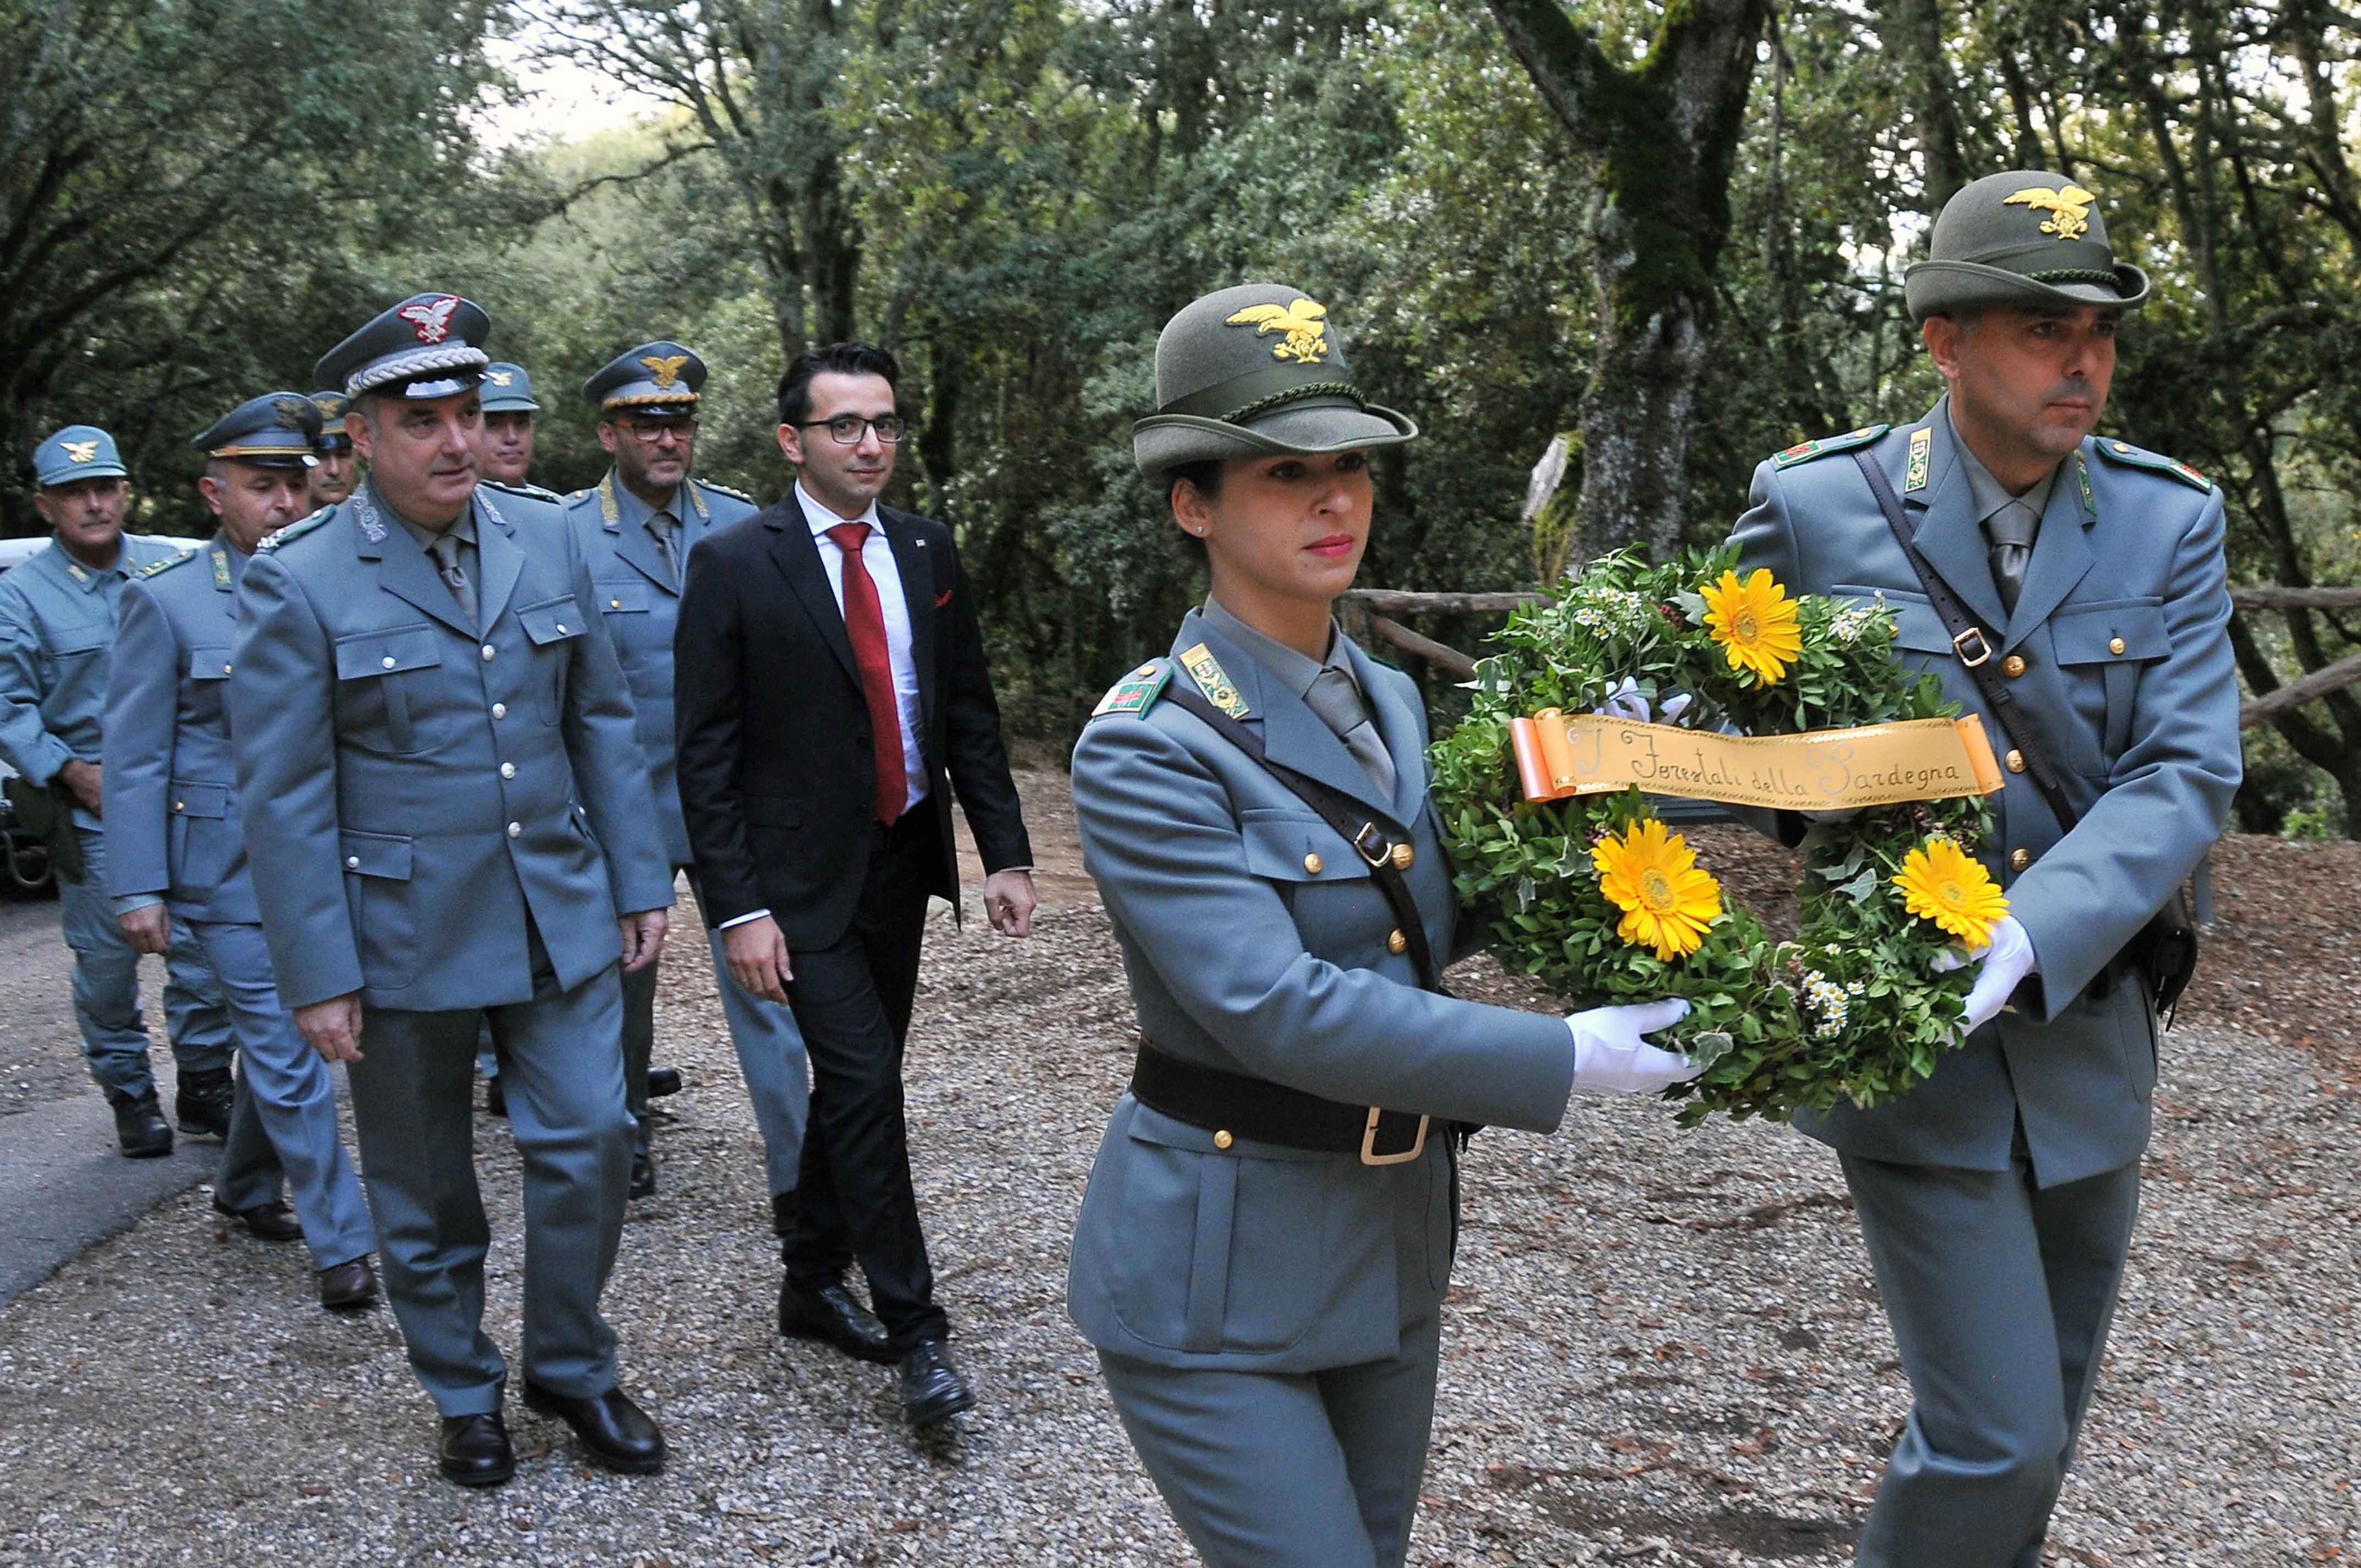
[673,498,1032,948]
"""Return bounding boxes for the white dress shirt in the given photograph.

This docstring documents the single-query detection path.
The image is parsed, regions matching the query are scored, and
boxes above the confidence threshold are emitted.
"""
[796,480,929,815]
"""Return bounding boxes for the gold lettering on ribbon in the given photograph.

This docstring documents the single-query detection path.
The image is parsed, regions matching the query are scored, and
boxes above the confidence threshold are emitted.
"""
[1508,712,2005,810]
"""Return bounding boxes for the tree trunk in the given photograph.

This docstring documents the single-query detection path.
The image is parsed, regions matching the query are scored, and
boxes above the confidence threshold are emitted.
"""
[1485,0,1771,562]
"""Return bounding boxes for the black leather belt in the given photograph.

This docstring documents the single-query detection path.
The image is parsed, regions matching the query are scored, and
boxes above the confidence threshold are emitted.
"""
[1131,1041,1429,1166]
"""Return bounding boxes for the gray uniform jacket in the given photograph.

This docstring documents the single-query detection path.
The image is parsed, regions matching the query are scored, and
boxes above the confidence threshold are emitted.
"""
[1067,611,1575,1374]
[230,483,674,1013]
[1730,400,2241,1184]
[0,535,195,829]
[103,537,260,923]
[562,472,758,868]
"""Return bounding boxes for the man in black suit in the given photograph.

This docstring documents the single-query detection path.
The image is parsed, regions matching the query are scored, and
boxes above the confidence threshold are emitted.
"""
[674,341,1036,1429]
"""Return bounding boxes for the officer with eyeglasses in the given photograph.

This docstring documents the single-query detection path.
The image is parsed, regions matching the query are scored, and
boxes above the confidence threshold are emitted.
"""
[562,342,785,1206]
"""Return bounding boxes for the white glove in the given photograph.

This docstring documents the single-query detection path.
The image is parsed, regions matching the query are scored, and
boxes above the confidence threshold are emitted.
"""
[1595,677,1692,727]
[1566,998,1702,1095]
[1930,914,2039,1033]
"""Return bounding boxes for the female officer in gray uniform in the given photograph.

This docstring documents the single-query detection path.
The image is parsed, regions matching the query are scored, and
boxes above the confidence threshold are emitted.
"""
[1066,284,1703,1568]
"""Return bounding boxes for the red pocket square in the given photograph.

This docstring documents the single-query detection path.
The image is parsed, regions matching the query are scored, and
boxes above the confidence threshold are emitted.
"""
[934,589,953,608]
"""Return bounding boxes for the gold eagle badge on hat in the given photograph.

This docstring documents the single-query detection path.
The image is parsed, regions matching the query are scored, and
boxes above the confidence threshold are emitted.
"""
[640,354,691,389]
[271,396,313,428]
[2003,184,2097,241]
[487,369,514,387]
[1225,298,1330,365]
[61,440,99,464]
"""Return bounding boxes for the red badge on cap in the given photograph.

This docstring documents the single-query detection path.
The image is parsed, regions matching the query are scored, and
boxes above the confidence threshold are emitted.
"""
[397,296,460,345]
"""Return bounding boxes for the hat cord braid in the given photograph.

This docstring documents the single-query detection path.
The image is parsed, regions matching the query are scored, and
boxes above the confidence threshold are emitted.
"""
[1223,381,1366,424]
[2025,267,2125,286]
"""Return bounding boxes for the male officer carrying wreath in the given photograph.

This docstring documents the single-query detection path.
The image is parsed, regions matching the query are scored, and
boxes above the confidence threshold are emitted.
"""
[1727,171,2241,1568]
[232,292,677,1487]
[105,393,378,1308]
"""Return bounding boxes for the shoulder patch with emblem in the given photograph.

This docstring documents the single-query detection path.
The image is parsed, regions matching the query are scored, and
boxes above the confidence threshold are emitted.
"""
[1770,423,1890,469]
[258,508,331,552]
[2092,438,2211,492]
[483,479,563,504]
[694,478,754,504]
[1177,642,1250,720]
[139,550,194,579]
[1091,660,1173,720]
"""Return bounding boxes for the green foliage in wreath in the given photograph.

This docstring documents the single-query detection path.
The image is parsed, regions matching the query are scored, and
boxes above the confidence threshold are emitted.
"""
[1427,548,2003,1126]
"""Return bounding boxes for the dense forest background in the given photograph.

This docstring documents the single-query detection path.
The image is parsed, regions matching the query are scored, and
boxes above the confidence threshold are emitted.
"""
[4,0,2354,833]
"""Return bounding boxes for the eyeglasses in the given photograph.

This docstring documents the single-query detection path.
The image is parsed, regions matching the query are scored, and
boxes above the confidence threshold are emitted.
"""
[797,415,907,445]
[621,419,696,445]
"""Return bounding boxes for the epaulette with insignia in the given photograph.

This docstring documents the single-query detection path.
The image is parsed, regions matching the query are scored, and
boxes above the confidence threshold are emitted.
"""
[566,488,592,503]
[1091,659,1172,720]
[694,478,755,504]
[1177,642,1250,719]
[258,508,331,552]
[1770,423,1891,469]
[483,479,563,504]
[140,551,194,578]
[2092,438,2211,492]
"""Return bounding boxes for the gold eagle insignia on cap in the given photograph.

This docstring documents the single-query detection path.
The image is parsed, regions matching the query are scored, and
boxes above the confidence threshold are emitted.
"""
[61,440,99,464]
[397,295,460,344]
[488,370,514,386]
[2003,184,2097,241]
[1225,299,1329,365]
[640,354,691,389]
[271,396,313,428]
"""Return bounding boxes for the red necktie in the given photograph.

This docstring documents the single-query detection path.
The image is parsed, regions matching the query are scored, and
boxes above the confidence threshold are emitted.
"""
[826,522,906,825]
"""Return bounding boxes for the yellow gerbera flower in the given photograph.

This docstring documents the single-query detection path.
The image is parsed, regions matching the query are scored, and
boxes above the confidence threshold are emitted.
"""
[1701,568,1803,684]
[1591,818,1723,961]
[1892,837,2009,949]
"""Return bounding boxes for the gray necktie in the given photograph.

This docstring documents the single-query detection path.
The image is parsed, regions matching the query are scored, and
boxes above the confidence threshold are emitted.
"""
[1304,666,1397,801]
[428,531,477,627]
[1986,500,2038,614]
[649,509,680,587]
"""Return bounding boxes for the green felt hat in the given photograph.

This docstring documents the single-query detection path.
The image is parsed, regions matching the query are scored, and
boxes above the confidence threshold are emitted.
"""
[1133,284,1416,482]
[1905,170,2151,322]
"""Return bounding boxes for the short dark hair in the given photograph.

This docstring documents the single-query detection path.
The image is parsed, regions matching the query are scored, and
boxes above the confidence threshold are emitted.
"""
[777,342,902,428]
[1164,459,1225,562]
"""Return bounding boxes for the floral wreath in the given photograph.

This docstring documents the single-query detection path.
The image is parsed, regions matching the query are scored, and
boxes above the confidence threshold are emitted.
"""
[1427,548,2008,1126]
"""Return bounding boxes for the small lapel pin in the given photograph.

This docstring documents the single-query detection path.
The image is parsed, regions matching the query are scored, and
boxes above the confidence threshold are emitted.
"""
[935,589,953,608]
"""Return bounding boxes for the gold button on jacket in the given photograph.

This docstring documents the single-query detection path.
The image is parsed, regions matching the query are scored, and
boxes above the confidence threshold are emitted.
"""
[1386,929,1408,955]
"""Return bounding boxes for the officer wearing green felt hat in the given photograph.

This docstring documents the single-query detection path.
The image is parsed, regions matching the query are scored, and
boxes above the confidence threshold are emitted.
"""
[1727,173,2238,1568]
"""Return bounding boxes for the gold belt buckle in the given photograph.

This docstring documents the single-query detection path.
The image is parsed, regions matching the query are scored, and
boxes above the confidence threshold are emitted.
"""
[1359,1108,1429,1166]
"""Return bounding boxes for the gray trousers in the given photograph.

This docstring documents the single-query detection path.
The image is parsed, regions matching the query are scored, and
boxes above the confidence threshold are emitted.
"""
[59,826,231,1101]
[192,919,375,1269]
[706,925,809,1197]
[1841,1150,2143,1568]
[1098,1306,1442,1568]
[345,962,632,1416]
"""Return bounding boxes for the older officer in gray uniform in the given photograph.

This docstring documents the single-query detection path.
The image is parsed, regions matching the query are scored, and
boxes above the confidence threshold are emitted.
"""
[1727,173,2242,1568]
[232,293,677,1488]
[1068,285,1701,1568]
[104,394,378,1307]
[0,426,234,1157]
[563,341,795,1206]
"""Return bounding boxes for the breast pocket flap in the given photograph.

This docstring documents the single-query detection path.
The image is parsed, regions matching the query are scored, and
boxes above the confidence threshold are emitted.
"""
[516,596,588,646]
[595,581,652,615]
[334,627,442,680]
[187,646,233,681]
[2052,601,2168,665]
[1239,808,1370,884]
[339,830,414,880]
[1830,586,1951,655]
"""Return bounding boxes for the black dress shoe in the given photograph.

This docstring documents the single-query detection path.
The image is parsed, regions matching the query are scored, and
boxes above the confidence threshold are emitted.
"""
[778,1279,894,1363]
[629,1148,656,1200]
[899,1338,975,1428]
[646,1066,682,1099]
[175,1068,233,1139]
[482,1075,507,1118]
[522,1382,665,1474]
[112,1092,173,1158]
[438,1410,514,1488]
[318,1257,379,1311]
[213,1196,304,1242]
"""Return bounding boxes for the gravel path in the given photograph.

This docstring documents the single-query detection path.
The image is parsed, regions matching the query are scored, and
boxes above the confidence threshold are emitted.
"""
[0,783,2353,1565]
